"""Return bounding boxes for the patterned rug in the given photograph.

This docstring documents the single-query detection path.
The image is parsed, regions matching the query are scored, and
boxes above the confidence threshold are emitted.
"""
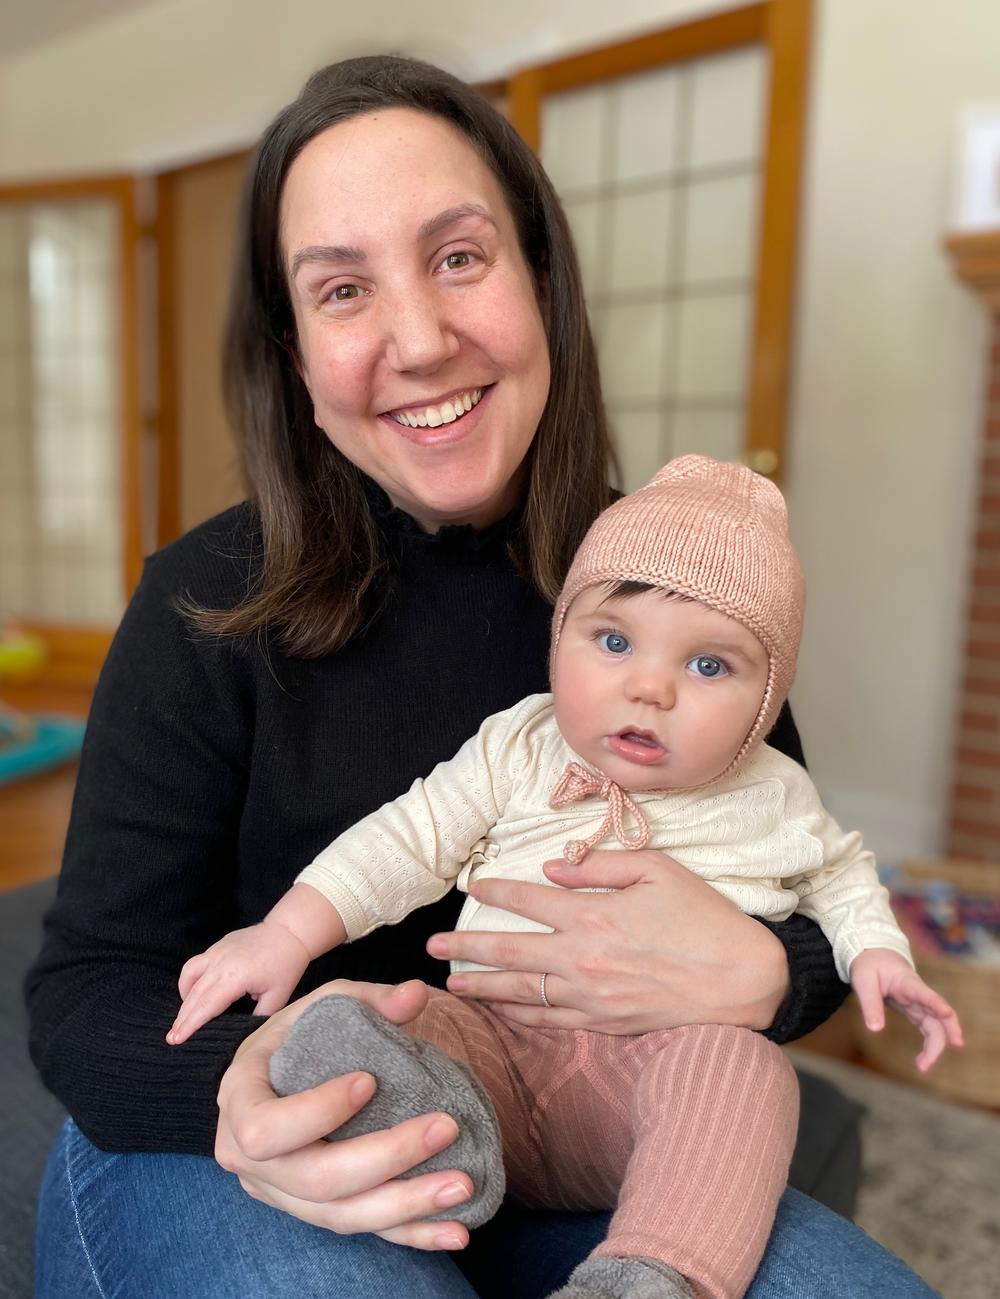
[788,1051,1000,1299]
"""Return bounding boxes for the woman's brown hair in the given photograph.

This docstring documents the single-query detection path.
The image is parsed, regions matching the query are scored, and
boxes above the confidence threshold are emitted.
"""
[188,55,615,656]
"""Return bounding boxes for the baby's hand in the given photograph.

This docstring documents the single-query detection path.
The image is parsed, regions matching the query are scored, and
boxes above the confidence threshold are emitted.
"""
[167,921,312,1046]
[849,947,964,1072]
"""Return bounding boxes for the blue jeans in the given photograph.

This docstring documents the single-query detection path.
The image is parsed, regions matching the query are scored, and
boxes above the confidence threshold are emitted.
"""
[37,1119,939,1298]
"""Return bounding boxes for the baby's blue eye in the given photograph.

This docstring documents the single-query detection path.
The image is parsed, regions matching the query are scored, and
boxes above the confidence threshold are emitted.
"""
[687,655,727,678]
[599,632,631,655]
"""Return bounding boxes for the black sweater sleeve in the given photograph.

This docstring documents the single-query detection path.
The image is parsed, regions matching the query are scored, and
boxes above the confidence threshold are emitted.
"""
[754,701,851,1042]
[25,546,264,1155]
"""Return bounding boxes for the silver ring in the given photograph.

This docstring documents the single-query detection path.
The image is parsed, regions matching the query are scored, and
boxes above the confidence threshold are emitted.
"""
[539,972,552,1008]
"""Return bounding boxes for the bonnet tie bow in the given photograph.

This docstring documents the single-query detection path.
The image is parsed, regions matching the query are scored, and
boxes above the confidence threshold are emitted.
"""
[548,761,651,865]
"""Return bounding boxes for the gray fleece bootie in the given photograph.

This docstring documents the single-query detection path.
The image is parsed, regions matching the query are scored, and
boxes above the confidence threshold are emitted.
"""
[269,994,504,1227]
[547,1256,695,1299]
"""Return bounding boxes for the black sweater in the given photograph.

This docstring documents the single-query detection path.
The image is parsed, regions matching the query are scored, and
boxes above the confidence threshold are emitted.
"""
[26,499,848,1156]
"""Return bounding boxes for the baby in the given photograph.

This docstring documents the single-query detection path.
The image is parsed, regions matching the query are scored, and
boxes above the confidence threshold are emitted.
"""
[169,456,961,1299]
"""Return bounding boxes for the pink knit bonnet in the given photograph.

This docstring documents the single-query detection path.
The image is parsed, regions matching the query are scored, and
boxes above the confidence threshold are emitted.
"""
[551,455,806,774]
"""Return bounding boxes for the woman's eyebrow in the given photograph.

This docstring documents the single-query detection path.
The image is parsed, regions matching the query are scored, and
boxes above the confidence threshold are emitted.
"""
[417,202,496,240]
[290,243,366,279]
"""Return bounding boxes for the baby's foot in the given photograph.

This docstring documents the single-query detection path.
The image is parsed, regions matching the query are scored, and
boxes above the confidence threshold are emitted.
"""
[269,994,504,1227]
[547,1256,694,1299]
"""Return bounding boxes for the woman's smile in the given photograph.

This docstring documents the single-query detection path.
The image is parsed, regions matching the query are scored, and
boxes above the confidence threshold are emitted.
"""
[386,384,485,429]
[380,383,494,447]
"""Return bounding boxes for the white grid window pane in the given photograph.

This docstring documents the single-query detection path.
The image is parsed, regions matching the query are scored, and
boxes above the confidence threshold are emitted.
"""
[609,188,674,292]
[597,302,672,404]
[681,173,759,285]
[613,67,682,184]
[687,47,767,170]
[675,293,752,401]
[540,84,609,194]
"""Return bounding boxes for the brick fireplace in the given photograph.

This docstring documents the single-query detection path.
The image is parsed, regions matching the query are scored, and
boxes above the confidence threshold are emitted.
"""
[945,231,1000,859]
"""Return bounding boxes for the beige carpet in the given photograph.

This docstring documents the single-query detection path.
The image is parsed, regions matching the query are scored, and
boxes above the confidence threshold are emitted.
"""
[788,1051,1000,1299]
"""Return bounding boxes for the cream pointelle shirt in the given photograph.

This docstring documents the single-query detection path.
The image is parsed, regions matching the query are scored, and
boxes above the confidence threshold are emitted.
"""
[298,693,911,982]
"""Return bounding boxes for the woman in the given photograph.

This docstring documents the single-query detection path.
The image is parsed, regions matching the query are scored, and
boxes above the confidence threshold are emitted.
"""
[27,56,937,1299]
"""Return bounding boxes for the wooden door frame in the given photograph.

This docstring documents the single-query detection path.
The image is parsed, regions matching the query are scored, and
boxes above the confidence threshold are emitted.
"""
[0,173,143,680]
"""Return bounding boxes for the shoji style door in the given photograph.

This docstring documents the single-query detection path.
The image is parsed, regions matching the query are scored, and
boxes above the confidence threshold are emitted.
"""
[0,177,142,681]
[509,1,811,489]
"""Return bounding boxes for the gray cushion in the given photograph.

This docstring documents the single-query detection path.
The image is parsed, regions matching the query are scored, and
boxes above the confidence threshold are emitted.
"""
[0,879,65,1299]
[790,1069,863,1219]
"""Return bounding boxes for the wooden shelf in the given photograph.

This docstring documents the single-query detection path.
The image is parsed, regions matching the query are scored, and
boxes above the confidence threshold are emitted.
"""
[943,228,1000,308]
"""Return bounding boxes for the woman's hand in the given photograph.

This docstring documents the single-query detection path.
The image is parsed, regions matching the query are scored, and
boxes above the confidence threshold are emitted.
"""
[430,850,790,1035]
[215,978,474,1250]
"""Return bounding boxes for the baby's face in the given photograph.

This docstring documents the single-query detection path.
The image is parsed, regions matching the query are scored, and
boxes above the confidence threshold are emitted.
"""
[552,586,769,791]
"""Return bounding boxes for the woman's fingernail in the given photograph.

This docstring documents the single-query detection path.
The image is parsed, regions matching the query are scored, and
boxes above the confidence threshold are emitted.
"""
[425,1116,458,1150]
[434,1231,465,1250]
[427,937,448,956]
[349,1073,375,1104]
[435,1180,470,1208]
[447,975,467,992]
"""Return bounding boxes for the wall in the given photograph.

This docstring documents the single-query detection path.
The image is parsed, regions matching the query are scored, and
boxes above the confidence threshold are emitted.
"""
[2,0,998,859]
[785,0,993,858]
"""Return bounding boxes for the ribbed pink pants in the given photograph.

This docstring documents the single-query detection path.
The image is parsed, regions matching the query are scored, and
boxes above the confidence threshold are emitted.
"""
[407,990,799,1299]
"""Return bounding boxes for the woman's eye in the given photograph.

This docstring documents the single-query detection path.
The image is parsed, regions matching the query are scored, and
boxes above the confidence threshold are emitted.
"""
[331,284,361,301]
[687,655,727,679]
[438,251,475,272]
[598,632,630,655]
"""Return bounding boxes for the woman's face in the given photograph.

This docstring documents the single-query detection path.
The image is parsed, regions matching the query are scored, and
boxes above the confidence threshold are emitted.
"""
[280,108,551,531]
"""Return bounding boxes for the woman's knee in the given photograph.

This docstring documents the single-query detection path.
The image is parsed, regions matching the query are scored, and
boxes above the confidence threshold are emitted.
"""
[750,1187,940,1298]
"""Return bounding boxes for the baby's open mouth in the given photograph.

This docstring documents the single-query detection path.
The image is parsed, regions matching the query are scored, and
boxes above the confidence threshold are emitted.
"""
[609,729,668,765]
[619,730,659,749]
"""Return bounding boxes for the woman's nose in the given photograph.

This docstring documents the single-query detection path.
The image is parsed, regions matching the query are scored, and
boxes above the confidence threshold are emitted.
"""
[384,292,460,374]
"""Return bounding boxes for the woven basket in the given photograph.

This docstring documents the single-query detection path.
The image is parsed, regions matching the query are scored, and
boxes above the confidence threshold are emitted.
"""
[849,856,1000,1107]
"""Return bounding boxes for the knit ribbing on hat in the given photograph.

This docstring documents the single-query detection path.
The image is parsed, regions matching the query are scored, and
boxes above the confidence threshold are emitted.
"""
[551,455,806,784]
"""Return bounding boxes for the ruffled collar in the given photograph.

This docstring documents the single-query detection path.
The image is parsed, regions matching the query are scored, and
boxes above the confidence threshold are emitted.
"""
[363,476,522,564]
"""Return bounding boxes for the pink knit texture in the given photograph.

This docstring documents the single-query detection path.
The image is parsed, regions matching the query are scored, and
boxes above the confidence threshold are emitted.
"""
[552,455,805,778]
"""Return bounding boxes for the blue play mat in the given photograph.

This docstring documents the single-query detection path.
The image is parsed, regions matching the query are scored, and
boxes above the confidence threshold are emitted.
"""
[0,715,86,786]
